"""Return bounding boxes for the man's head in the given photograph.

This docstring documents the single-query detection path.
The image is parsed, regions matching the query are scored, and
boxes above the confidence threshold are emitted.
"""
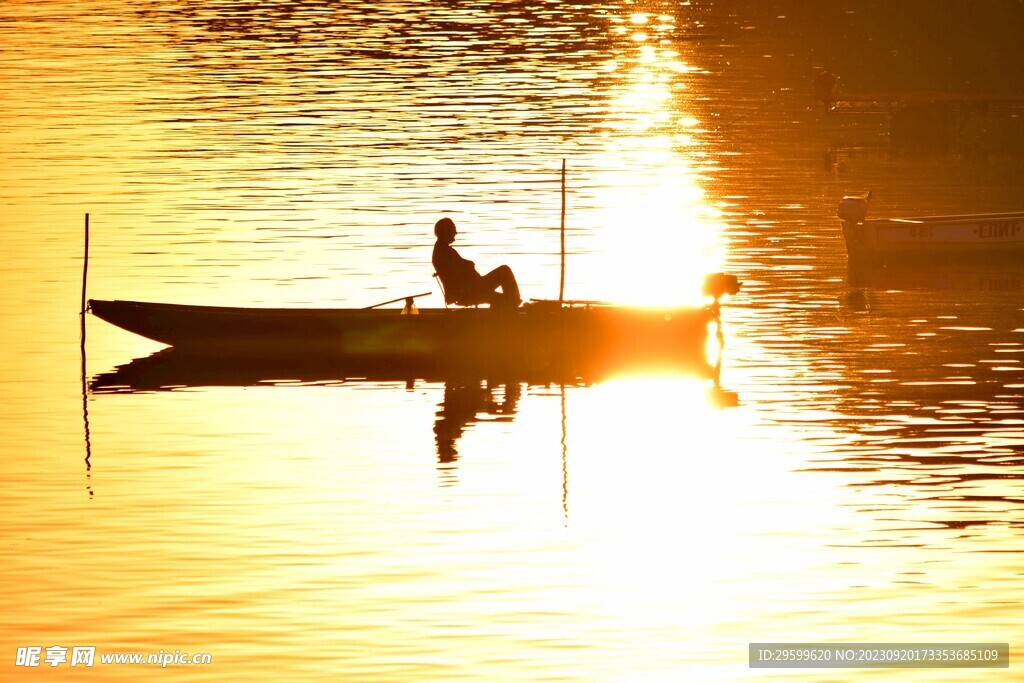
[434,217,456,244]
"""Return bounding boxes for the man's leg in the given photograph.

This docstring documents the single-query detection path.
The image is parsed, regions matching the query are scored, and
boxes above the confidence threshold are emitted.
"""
[480,266,521,308]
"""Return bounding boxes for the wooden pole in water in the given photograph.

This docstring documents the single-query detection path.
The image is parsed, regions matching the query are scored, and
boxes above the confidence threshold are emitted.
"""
[559,159,566,304]
[80,213,92,488]
[81,213,90,316]
[560,383,568,521]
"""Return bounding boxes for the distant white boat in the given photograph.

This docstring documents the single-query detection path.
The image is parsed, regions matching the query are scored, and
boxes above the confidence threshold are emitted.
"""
[837,194,1024,262]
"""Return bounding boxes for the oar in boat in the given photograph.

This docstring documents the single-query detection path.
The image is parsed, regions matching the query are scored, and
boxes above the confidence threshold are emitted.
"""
[363,292,432,312]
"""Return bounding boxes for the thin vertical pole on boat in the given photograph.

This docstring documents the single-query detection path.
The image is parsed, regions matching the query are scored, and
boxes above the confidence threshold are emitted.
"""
[559,159,566,304]
[81,213,90,317]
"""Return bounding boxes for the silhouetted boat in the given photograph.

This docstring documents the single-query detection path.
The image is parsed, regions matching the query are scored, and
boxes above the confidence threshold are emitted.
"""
[838,194,1024,263]
[88,298,717,367]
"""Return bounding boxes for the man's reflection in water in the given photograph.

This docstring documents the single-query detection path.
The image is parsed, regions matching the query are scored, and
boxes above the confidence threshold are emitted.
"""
[434,380,521,481]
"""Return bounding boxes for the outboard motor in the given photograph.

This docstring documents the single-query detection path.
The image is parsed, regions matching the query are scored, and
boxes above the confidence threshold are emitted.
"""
[702,272,741,300]
[702,272,741,323]
[837,191,872,262]
[838,191,871,225]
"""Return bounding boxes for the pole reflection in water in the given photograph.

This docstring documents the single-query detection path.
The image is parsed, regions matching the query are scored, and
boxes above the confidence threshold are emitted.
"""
[80,213,93,499]
[561,385,569,522]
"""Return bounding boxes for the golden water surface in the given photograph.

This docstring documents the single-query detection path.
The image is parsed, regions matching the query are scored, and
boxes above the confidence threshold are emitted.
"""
[3,1,1023,681]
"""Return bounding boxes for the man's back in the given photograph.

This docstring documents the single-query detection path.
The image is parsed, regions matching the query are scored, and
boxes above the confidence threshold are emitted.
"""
[433,241,480,303]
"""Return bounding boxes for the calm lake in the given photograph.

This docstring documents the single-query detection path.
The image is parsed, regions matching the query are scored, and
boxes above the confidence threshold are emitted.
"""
[3,1,1023,680]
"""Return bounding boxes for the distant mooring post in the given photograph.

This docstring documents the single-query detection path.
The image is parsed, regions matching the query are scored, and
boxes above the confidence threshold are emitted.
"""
[559,159,566,304]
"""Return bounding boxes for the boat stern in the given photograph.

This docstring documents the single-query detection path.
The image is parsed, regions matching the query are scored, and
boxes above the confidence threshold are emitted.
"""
[838,193,874,261]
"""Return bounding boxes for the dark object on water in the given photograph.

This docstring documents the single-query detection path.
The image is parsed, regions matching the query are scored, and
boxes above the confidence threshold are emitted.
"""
[813,69,837,111]
[837,193,1024,264]
[841,290,869,312]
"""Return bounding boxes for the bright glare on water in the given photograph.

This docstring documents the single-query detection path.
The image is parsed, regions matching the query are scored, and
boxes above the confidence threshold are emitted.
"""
[2,1,1024,681]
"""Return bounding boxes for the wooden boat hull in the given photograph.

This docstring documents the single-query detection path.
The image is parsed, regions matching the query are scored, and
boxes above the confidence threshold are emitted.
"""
[839,211,1024,263]
[89,299,714,367]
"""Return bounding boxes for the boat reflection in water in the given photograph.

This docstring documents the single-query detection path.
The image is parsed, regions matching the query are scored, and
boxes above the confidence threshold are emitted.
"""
[848,259,1024,293]
[90,334,735,473]
[832,254,1024,474]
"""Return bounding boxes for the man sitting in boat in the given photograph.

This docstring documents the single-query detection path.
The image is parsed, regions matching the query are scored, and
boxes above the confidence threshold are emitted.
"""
[432,217,521,309]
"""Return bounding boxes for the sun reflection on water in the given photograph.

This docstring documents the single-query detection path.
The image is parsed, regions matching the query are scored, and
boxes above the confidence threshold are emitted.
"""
[586,12,724,308]
[545,373,884,651]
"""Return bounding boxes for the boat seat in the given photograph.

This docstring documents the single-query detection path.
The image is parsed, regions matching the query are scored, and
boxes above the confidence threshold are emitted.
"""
[433,272,485,309]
